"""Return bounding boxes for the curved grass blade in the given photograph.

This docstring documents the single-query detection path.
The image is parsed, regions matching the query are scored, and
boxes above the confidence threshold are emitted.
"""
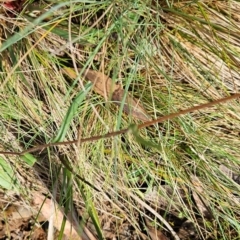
[20,82,92,166]
[0,157,18,190]
[0,1,78,52]
[20,152,37,167]
[130,124,160,149]
[53,82,92,143]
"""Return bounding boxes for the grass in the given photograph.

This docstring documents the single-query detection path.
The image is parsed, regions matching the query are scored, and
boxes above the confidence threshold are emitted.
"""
[0,0,240,239]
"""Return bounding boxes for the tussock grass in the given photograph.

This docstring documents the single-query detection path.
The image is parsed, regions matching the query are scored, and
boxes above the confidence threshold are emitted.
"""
[1,0,240,239]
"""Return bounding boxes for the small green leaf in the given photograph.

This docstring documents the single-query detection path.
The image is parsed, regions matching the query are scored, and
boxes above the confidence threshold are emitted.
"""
[130,124,160,149]
[20,153,37,166]
[53,82,92,143]
[0,157,17,190]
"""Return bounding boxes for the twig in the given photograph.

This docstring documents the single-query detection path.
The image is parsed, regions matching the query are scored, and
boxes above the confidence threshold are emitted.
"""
[77,125,82,149]
[0,93,239,156]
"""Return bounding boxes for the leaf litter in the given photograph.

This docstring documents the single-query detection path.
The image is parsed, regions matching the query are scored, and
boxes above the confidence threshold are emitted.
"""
[62,67,151,122]
[1,0,240,239]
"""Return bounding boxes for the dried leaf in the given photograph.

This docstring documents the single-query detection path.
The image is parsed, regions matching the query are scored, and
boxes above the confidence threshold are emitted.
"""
[81,69,119,99]
[144,217,169,240]
[144,185,187,218]
[0,204,33,239]
[33,192,82,240]
[219,165,240,204]
[190,175,212,218]
[111,86,150,121]
[62,67,150,121]
[219,164,240,185]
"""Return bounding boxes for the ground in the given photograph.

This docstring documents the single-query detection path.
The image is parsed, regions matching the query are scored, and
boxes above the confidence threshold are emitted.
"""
[0,0,240,239]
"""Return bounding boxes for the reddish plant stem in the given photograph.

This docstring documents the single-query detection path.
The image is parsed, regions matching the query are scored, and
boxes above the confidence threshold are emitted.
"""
[0,93,239,156]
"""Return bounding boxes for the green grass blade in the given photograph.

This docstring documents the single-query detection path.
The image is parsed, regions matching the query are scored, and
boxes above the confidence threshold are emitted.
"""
[20,153,37,167]
[78,183,104,240]
[0,1,77,52]
[53,82,92,143]
[0,157,18,190]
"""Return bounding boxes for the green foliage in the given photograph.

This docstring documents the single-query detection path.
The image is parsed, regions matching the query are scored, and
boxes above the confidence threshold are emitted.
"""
[53,82,92,142]
[0,157,18,190]
[20,153,37,167]
[0,0,240,239]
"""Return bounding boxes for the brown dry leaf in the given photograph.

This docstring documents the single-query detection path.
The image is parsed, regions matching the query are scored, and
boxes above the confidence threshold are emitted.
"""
[144,185,188,218]
[190,176,212,218]
[219,164,240,185]
[62,67,150,121]
[33,192,95,240]
[144,217,170,240]
[0,204,33,239]
[219,165,240,204]
[148,228,169,240]
[8,205,33,220]
[33,192,81,240]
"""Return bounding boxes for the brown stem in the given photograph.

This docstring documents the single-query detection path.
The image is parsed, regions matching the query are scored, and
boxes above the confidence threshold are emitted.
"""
[0,93,239,156]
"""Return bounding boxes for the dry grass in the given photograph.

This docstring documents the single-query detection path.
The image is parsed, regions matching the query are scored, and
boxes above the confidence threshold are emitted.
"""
[1,0,240,239]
